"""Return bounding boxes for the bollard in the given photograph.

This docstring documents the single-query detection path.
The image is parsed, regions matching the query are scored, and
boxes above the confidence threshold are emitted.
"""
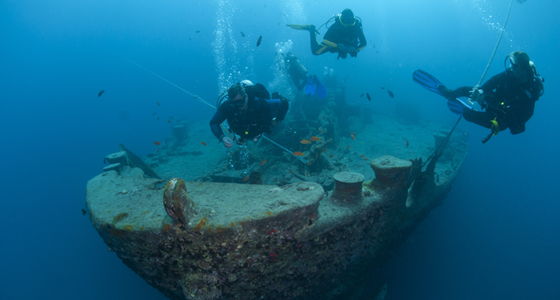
[331,171,364,205]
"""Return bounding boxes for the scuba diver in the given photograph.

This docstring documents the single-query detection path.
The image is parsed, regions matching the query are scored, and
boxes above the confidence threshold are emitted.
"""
[413,51,544,140]
[288,8,367,59]
[283,52,327,99]
[210,80,290,148]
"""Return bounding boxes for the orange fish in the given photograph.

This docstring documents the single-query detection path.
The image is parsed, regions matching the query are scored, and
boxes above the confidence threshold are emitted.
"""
[310,136,321,141]
[259,159,268,166]
[292,151,305,157]
[350,133,356,140]
[200,141,207,146]
[242,175,250,182]
[162,224,172,232]
[153,141,161,146]
[194,217,208,230]
[299,139,311,145]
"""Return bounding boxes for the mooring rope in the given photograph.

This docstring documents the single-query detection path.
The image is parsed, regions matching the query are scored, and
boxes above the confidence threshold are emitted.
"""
[476,0,516,86]
[443,0,517,148]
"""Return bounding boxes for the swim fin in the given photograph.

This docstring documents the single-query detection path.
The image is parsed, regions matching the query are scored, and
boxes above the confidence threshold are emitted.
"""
[287,24,316,32]
[304,77,317,96]
[316,81,328,99]
[303,75,327,99]
[413,69,444,96]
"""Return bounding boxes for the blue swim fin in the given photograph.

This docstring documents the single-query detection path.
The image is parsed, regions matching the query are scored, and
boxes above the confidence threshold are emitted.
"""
[303,76,317,96]
[316,81,327,99]
[413,69,444,96]
[304,76,328,99]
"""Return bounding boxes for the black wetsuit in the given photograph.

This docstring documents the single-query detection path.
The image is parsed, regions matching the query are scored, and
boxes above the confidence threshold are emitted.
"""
[210,84,289,141]
[445,71,544,134]
[310,17,367,58]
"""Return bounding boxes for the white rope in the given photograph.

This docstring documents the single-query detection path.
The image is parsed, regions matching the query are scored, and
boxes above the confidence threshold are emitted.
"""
[129,60,303,161]
[476,0,516,86]
[129,60,216,110]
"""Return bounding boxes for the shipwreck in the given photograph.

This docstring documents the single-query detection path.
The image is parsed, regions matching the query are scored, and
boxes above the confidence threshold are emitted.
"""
[86,67,468,299]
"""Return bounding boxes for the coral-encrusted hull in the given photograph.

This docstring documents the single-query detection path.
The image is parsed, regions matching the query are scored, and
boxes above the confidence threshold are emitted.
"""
[87,151,465,299]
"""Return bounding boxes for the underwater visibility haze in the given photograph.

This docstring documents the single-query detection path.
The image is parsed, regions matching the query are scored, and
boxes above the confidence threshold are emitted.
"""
[1,0,559,299]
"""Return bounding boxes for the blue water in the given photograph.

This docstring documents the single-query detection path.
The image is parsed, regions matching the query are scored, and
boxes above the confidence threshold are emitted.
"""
[1,0,558,299]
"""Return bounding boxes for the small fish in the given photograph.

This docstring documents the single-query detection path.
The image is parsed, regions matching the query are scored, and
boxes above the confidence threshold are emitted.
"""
[350,133,356,140]
[403,138,410,148]
[153,141,161,146]
[240,31,246,37]
[194,217,207,230]
[156,101,160,106]
[259,159,268,166]
[268,251,279,259]
[267,228,278,235]
[299,139,311,145]
[200,141,207,146]
[310,136,321,141]
[292,151,305,157]
[162,224,172,232]
[195,30,200,34]
[242,175,250,182]
[81,208,87,216]
[387,90,395,98]
[366,93,372,101]
[97,90,105,97]
[256,35,262,47]
[360,93,365,97]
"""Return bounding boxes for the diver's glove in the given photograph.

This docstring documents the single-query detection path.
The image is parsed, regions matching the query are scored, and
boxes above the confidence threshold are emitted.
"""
[271,92,285,101]
[348,46,358,57]
[221,136,234,148]
[469,87,485,105]
[337,44,350,59]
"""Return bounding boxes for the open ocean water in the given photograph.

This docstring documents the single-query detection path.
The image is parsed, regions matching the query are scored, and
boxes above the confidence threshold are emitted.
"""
[1,0,558,299]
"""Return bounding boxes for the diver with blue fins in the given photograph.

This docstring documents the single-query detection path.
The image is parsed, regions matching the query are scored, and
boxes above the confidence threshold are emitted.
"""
[210,80,289,148]
[283,52,327,99]
[414,51,544,141]
[288,8,367,59]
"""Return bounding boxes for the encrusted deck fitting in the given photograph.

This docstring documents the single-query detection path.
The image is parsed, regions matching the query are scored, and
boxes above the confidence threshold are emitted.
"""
[331,171,364,205]
[163,178,195,226]
[369,155,412,188]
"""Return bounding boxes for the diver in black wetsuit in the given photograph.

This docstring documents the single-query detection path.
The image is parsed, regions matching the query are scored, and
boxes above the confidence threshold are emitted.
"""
[210,80,289,148]
[288,9,367,59]
[439,51,544,136]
